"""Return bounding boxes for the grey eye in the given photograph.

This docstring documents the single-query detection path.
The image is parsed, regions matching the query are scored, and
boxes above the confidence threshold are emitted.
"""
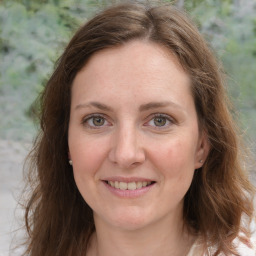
[92,116,105,126]
[153,116,167,126]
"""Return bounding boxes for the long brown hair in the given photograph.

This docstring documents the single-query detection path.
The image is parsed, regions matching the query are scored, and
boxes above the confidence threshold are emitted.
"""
[22,2,255,255]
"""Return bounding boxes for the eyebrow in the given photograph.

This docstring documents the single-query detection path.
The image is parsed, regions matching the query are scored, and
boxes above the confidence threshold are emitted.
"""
[138,101,184,112]
[75,101,184,112]
[75,102,114,112]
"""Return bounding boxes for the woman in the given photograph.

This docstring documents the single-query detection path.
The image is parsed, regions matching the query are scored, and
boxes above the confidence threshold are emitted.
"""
[23,2,255,255]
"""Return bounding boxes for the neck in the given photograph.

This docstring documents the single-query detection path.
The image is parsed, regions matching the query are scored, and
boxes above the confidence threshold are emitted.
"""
[87,213,195,256]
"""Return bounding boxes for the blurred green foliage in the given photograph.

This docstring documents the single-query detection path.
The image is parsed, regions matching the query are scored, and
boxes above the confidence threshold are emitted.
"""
[186,0,256,150]
[0,0,106,140]
[0,0,255,146]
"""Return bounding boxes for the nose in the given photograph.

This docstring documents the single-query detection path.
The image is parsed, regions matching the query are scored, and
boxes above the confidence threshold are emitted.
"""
[108,125,146,169]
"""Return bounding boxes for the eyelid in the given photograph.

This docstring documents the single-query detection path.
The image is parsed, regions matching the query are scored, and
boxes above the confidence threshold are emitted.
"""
[81,112,176,129]
[144,113,176,128]
[81,113,112,128]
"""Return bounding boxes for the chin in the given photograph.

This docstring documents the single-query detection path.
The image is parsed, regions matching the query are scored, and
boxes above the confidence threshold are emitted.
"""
[105,207,152,231]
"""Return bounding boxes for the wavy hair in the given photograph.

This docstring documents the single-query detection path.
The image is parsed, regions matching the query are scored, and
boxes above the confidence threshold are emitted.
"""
[22,2,255,255]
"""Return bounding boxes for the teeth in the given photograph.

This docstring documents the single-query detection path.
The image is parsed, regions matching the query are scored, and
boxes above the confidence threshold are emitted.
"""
[128,182,136,190]
[107,181,153,190]
[114,181,119,189]
[137,181,142,189]
[119,182,127,190]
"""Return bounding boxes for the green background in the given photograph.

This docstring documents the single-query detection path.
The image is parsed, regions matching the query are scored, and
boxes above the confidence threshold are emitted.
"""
[0,0,255,156]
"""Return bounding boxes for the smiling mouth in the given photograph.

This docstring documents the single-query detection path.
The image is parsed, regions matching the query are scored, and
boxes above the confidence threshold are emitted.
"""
[105,181,155,190]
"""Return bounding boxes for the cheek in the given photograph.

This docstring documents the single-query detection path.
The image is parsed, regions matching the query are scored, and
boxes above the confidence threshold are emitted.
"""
[69,137,109,204]
[69,135,109,179]
[149,136,197,179]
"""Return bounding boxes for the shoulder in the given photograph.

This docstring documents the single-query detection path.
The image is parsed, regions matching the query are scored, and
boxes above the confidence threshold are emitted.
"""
[189,220,256,256]
[213,219,256,256]
[233,219,256,256]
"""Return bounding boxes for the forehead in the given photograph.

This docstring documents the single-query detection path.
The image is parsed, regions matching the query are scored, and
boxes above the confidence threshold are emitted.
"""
[79,40,187,80]
[71,40,193,110]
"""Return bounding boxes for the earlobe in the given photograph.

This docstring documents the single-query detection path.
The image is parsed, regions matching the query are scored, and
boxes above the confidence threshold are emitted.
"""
[194,132,210,169]
[68,151,73,166]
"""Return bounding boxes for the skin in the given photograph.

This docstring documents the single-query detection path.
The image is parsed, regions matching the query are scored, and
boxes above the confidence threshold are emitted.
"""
[68,40,209,256]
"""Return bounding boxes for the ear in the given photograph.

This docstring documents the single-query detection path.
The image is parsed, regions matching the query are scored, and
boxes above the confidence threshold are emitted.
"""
[194,132,210,169]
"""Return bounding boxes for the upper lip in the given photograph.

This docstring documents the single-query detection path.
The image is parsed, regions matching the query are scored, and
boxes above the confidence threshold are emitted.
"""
[102,176,155,182]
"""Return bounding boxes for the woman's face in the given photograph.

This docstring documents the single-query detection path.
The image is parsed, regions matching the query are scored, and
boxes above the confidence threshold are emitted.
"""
[68,41,209,231]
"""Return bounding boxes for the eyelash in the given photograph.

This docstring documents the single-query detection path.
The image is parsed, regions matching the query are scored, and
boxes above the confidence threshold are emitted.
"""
[81,114,111,129]
[145,113,175,129]
[81,113,175,129]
